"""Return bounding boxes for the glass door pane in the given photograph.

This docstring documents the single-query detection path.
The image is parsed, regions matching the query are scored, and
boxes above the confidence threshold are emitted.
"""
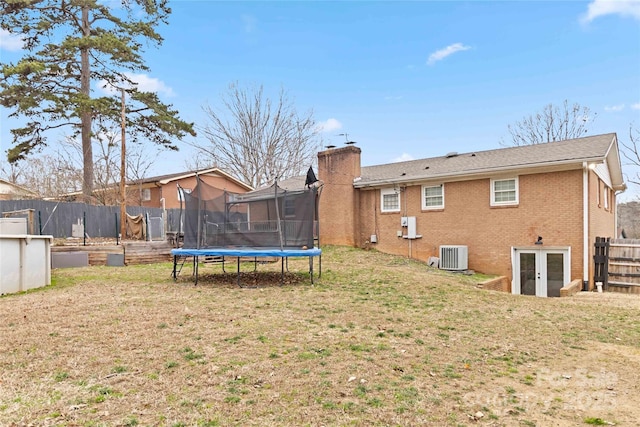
[546,253,564,297]
[519,253,536,296]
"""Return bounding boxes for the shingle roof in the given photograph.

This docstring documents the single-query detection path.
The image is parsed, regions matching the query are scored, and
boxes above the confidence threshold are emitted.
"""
[0,178,37,196]
[356,133,620,188]
[247,175,311,198]
[129,167,253,191]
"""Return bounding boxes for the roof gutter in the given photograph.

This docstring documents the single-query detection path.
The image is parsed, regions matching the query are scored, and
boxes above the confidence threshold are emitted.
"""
[354,157,605,189]
[605,136,626,191]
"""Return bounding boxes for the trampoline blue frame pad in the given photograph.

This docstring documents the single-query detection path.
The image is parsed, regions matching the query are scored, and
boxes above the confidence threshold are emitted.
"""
[171,247,322,258]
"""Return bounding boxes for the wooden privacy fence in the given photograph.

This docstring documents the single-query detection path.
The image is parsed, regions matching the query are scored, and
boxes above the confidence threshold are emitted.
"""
[593,237,610,290]
[608,238,640,294]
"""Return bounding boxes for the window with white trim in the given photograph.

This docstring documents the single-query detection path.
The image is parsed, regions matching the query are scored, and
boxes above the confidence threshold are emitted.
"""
[141,188,151,202]
[381,188,400,212]
[422,184,444,210]
[491,178,518,206]
[604,186,610,210]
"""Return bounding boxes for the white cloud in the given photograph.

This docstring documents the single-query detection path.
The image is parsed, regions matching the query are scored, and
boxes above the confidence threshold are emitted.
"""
[0,29,24,51]
[99,73,175,97]
[393,153,414,163]
[427,43,471,66]
[127,73,175,96]
[316,118,342,133]
[631,103,640,110]
[605,104,625,112]
[581,0,640,23]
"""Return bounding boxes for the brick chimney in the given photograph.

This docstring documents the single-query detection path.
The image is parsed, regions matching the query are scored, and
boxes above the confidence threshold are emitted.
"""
[317,146,361,246]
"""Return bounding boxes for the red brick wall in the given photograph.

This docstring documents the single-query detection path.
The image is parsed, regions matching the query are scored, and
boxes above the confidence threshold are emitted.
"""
[318,149,617,286]
[358,171,586,279]
[478,276,511,293]
[588,171,617,288]
[318,146,361,246]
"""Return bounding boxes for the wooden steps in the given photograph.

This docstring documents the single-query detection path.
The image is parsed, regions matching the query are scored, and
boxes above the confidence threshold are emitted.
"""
[123,241,173,265]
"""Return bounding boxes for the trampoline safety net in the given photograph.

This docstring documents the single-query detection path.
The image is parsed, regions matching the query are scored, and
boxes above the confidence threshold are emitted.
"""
[180,176,320,250]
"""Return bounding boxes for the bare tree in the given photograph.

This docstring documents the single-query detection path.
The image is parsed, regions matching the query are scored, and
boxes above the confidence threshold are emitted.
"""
[126,143,161,206]
[504,100,596,146]
[59,132,120,204]
[0,159,24,184]
[6,153,83,199]
[192,83,322,188]
[61,129,160,205]
[1,1,195,200]
[620,123,640,189]
[183,154,215,173]
[2,125,157,203]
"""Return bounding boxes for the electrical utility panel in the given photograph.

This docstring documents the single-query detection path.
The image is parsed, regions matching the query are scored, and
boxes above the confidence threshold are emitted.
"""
[402,216,421,240]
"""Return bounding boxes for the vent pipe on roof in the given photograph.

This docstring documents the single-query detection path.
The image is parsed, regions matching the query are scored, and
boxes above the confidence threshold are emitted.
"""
[445,152,459,158]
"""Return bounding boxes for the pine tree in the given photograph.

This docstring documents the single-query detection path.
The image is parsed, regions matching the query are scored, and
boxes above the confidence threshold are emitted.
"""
[1,0,195,199]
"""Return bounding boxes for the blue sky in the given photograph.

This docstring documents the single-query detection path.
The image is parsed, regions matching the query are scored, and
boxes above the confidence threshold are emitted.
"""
[1,0,640,199]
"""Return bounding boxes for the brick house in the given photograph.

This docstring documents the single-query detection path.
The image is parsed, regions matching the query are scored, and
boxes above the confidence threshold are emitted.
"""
[64,168,253,208]
[317,133,625,297]
[126,168,253,209]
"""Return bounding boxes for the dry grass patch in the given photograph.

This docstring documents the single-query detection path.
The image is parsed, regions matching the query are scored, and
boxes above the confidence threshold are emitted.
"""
[1,246,639,426]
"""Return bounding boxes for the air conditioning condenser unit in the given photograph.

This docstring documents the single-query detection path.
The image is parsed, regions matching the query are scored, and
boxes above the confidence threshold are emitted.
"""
[439,245,468,270]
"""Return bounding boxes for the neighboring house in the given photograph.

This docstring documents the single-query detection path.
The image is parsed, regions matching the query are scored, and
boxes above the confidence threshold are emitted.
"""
[0,178,36,200]
[127,168,253,209]
[63,168,253,208]
[317,133,625,297]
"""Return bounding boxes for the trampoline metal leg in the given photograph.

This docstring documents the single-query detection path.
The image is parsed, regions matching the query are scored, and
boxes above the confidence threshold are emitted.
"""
[281,258,284,285]
[172,255,177,281]
[237,257,241,288]
[194,256,199,286]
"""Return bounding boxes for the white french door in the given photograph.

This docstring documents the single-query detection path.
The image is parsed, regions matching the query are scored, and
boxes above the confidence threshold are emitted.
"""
[513,248,570,298]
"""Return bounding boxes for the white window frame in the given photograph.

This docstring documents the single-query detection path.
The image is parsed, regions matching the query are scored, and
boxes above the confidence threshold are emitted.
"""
[380,188,400,212]
[141,188,151,202]
[422,184,444,210]
[491,177,519,206]
[604,186,610,210]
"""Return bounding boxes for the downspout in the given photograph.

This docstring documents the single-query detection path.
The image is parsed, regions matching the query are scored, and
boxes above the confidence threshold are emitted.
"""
[401,186,411,259]
[582,162,589,289]
[160,197,166,236]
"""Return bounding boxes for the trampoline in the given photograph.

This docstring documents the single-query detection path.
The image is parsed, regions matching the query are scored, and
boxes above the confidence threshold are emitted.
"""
[171,170,322,287]
[171,247,322,287]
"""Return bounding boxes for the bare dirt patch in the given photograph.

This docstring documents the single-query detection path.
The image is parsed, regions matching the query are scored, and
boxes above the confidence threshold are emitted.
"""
[1,246,638,426]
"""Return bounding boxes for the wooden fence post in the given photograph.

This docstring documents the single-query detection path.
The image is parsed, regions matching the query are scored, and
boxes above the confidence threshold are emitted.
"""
[593,237,610,290]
